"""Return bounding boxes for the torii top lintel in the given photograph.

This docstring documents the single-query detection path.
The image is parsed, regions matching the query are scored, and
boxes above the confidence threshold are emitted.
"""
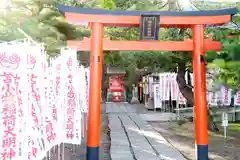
[57,4,237,28]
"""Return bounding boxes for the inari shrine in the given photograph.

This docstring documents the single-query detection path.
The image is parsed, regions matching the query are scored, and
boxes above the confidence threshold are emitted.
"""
[57,4,237,160]
[106,65,126,102]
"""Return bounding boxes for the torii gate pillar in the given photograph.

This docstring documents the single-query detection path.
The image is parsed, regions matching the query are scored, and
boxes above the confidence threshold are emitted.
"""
[192,24,208,159]
[87,22,103,160]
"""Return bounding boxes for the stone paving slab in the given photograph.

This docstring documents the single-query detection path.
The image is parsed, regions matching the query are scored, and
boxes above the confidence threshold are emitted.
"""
[107,103,186,160]
[130,114,186,160]
[120,115,158,160]
[106,103,146,113]
[108,114,134,160]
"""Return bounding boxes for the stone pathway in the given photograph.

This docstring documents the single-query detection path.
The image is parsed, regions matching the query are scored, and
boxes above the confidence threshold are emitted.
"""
[46,103,184,160]
[107,103,186,160]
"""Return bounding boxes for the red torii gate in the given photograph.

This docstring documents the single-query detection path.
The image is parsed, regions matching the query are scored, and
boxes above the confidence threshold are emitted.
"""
[67,37,221,51]
[57,4,237,160]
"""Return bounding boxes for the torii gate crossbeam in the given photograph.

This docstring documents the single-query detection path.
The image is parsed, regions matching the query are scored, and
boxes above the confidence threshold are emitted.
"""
[68,38,221,52]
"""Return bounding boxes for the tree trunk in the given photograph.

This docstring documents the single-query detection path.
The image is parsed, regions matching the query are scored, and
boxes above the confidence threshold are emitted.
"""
[168,0,218,132]
[176,62,219,132]
[176,62,193,104]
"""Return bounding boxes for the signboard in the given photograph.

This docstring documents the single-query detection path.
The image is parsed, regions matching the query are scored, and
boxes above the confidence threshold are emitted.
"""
[139,15,160,40]
[222,112,228,127]
[222,112,228,139]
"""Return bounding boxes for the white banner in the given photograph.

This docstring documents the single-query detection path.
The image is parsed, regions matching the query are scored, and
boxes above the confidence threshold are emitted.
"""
[153,83,161,109]
[148,77,153,98]
[26,45,46,160]
[0,42,86,159]
[0,43,28,160]
[170,73,178,101]
[178,92,187,105]
[61,48,81,144]
[85,68,90,112]
[208,91,218,106]
[221,86,231,106]
[159,74,165,100]
[234,90,240,105]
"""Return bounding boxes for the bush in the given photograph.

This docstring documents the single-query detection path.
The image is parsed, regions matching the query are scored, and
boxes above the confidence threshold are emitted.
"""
[177,119,186,126]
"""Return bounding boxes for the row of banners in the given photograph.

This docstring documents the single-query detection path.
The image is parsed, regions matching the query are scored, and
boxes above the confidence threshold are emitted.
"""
[148,73,240,106]
[148,73,187,107]
[0,42,89,160]
[1,41,240,159]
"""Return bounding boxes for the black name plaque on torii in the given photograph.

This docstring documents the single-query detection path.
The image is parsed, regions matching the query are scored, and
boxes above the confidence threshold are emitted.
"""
[139,15,160,40]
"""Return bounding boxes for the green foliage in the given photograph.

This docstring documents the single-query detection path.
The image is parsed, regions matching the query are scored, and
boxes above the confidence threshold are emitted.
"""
[0,0,90,55]
[98,0,116,9]
[205,10,240,91]
[1,0,240,92]
[0,0,175,89]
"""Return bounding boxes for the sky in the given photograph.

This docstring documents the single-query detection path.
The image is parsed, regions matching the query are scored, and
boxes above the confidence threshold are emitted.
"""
[177,0,238,11]
[183,0,239,3]
[162,0,239,4]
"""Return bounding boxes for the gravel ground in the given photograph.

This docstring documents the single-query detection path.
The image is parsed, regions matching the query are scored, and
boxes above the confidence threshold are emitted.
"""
[43,104,111,160]
[149,121,240,160]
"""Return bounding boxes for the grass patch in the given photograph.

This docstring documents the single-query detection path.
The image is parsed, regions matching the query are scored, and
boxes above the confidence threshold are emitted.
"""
[217,122,240,132]
[228,123,240,132]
